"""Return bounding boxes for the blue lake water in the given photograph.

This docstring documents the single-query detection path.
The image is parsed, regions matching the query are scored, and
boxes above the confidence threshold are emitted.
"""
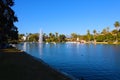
[16,42,120,80]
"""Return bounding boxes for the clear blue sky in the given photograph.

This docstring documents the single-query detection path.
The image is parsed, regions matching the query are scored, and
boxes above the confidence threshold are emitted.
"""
[13,0,120,35]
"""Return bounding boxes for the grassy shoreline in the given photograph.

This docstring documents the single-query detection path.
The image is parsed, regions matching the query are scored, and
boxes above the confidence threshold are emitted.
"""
[0,47,77,80]
[96,42,120,44]
[85,41,120,45]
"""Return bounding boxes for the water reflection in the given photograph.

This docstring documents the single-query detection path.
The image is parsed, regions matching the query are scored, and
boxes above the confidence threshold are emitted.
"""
[23,42,27,51]
[38,43,43,57]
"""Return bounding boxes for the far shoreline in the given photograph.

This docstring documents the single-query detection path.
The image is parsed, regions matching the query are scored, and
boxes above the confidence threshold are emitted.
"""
[18,41,120,45]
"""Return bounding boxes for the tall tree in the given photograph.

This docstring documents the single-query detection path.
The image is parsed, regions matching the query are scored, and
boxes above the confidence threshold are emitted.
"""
[71,33,77,41]
[43,33,47,42]
[55,32,59,42]
[87,30,90,41]
[59,34,66,42]
[0,0,18,47]
[29,33,39,42]
[49,33,52,38]
[101,28,107,34]
[114,21,120,31]
[55,32,58,38]
[93,29,96,35]
[93,29,97,41]
[106,27,110,33]
[114,21,120,42]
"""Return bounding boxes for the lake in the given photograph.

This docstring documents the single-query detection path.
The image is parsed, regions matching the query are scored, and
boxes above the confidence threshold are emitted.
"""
[16,42,120,80]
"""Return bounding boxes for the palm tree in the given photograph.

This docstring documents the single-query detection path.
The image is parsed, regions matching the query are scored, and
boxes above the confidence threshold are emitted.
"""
[71,33,77,41]
[87,30,90,42]
[93,29,97,43]
[59,34,66,42]
[43,33,46,42]
[55,32,58,38]
[49,33,52,38]
[93,29,96,35]
[101,28,107,34]
[114,21,120,42]
[114,21,120,31]
[55,32,59,42]
[106,27,110,33]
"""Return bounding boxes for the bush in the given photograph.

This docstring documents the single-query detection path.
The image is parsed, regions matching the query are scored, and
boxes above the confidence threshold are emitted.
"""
[108,41,114,44]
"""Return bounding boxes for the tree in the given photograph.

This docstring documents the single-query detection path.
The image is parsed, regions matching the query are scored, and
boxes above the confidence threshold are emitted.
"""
[71,33,77,41]
[48,33,56,42]
[93,29,96,36]
[18,34,25,41]
[117,32,120,41]
[87,30,91,41]
[114,21,120,31]
[55,32,59,42]
[43,33,47,42]
[96,35,105,42]
[29,33,39,42]
[111,29,118,42]
[59,34,66,42]
[93,29,97,42]
[101,28,107,34]
[112,29,118,34]
[105,33,114,41]
[114,21,120,42]
[0,0,18,47]
[49,33,52,38]
[93,29,96,35]
[55,32,58,38]
[106,27,110,33]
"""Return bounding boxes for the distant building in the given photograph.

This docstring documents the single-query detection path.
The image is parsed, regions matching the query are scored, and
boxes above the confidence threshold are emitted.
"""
[77,37,79,42]
[22,36,26,41]
[80,40,86,43]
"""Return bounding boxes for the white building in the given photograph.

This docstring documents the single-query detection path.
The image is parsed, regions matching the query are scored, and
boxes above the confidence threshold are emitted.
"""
[22,36,26,41]
[77,37,79,42]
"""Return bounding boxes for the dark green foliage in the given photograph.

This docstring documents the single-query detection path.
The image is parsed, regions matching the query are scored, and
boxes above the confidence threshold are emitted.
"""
[112,29,118,34]
[71,33,77,41]
[19,33,67,43]
[117,32,120,38]
[96,35,105,42]
[105,33,114,41]
[86,30,91,41]
[28,33,39,42]
[0,0,18,47]
[59,34,66,42]
[108,41,114,44]
[114,21,120,31]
